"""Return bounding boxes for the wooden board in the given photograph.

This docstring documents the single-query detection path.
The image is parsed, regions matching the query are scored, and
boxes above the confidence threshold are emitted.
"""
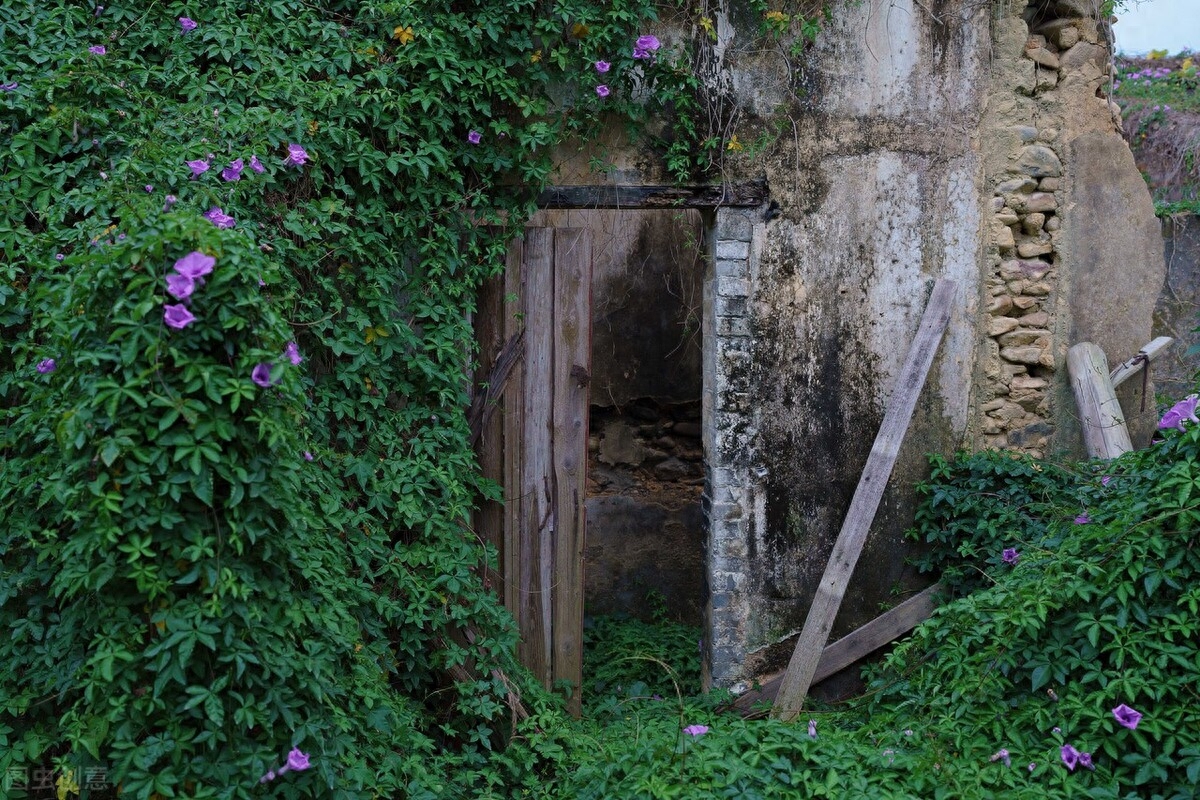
[519,228,555,685]
[551,229,591,716]
[537,180,769,209]
[733,582,944,714]
[771,279,957,721]
[473,269,507,597]
[1109,336,1173,389]
[1068,342,1132,459]
[502,240,525,619]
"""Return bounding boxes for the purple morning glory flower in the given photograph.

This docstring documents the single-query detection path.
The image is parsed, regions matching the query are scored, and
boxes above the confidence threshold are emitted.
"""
[633,34,660,59]
[186,158,210,178]
[683,724,708,736]
[259,771,276,784]
[283,143,308,167]
[303,451,313,462]
[285,748,311,772]
[89,45,106,55]
[1113,703,1142,730]
[164,194,177,210]
[144,184,154,193]
[990,749,1011,767]
[467,130,482,145]
[36,358,57,374]
[1,82,18,91]
[595,60,611,73]
[203,207,236,229]
[221,158,244,181]
[249,155,265,173]
[179,16,197,33]
[55,253,64,261]
[1074,513,1090,524]
[1061,744,1080,771]
[166,272,195,300]
[284,341,302,366]
[251,363,275,387]
[1101,475,1111,487]
[164,304,196,329]
[173,251,215,279]
[1078,752,1094,770]
[807,719,817,739]
[596,84,610,97]
[1158,394,1199,431]
[1002,547,1019,565]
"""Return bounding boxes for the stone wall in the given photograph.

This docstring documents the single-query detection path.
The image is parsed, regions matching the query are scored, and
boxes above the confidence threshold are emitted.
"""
[981,1,1164,454]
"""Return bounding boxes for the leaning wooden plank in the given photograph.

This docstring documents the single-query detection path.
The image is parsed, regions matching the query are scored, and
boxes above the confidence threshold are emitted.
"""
[536,180,769,210]
[733,582,944,715]
[1109,336,1174,389]
[551,228,591,717]
[771,278,956,722]
[1068,342,1132,459]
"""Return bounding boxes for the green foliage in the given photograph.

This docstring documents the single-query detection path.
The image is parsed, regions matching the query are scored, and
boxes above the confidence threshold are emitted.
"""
[908,450,1096,591]
[871,419,1200,799]
[582,613,703,713]
[0,0,704,796]
[552,412,1200,800]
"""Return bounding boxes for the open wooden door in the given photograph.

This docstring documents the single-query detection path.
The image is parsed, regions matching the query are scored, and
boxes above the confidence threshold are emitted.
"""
[474,227,592,715]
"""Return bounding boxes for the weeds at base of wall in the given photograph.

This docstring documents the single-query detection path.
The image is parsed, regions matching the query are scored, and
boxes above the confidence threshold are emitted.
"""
[546,404,1200,798]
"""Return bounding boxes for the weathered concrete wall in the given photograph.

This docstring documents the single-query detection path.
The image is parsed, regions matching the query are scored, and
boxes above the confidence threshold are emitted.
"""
[698,0,988,688]
[1154,214,1200,400]
[698,0,1163,688]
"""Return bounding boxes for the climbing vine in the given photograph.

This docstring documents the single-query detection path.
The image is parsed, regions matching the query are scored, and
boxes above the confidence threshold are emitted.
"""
[0,1,826,797]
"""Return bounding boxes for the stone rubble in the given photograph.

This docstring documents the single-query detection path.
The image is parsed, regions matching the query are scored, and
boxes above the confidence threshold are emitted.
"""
[980,3,1112,458]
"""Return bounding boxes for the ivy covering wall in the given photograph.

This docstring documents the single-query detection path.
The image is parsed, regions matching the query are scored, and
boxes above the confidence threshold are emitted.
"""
[0,1,703,796]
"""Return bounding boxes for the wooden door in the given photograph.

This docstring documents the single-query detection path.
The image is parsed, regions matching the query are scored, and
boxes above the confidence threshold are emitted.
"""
[473,227,591,715]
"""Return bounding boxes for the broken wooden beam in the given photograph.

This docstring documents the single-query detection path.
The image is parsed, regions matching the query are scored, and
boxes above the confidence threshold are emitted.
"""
[535,179,769,209]
[771,278,956,721]
[733,582,944,715]
[1068,342,1133,459]
[1109,336,1173,389]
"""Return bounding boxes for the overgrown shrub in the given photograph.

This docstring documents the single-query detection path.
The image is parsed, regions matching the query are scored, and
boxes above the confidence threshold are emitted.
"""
[0,1,692,796]
[554,403,1200,800]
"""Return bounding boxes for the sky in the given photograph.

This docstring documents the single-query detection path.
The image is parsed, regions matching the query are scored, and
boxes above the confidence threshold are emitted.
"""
[1115,0,1200,55]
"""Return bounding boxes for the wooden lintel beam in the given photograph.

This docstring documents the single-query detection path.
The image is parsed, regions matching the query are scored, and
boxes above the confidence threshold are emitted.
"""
[535,179,769,209]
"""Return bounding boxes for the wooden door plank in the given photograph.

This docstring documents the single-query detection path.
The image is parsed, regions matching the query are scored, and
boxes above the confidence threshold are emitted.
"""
[1068,342,1132,459]
[772,279,957,721]
[519,228,556,687]
[473,270,507,597]
[551,228,592,716]
[503,239,525,634]
[733,582,944,714]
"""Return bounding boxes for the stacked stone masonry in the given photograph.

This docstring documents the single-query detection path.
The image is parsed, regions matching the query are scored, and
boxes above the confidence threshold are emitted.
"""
[981,4,1113,457]
[703,207,760,688]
